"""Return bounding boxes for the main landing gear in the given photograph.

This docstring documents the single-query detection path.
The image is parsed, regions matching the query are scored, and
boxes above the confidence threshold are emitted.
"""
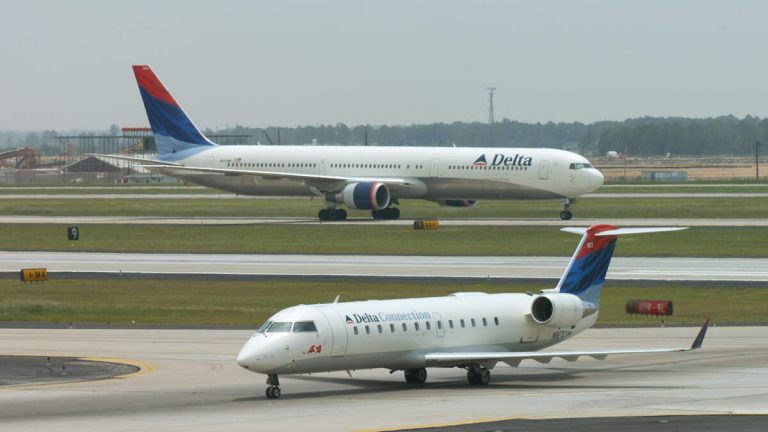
[265,374,281,399]
[404,368,427,385]
[318,208,347,221]
[466,364,491,386]
[559,198,574,221]
[372,207,400,220]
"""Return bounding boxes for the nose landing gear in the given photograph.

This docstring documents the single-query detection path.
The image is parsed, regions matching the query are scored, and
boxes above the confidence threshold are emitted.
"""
[265,374,281,399]
[559,198,574,220]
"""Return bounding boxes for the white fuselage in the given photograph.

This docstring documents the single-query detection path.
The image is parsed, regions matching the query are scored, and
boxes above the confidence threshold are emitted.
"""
[162,146,603,200]
[236,292,597,375]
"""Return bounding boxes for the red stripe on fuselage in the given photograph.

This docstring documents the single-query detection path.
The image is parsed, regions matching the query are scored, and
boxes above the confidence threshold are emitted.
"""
[132,65,179,107]
[575,224,618,259]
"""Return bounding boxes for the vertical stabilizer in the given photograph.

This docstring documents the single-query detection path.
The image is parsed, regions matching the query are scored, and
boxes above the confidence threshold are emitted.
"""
[132,65,216,155]
[554,225,687,305]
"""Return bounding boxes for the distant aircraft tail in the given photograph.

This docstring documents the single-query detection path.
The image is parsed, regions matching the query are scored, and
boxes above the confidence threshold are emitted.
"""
[132,65,216,155]
[553,225,687,305]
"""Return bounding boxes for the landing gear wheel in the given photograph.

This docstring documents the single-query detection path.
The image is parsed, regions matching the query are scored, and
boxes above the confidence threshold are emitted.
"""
[467,367,490,386]
[559,210,573,220]
[319,208,347,221]
[404,368,427,385]
[265,374,281,399]
[372,207,401,220]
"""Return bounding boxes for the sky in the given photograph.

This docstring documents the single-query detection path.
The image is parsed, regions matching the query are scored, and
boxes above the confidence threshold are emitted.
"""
[2,0,768,131]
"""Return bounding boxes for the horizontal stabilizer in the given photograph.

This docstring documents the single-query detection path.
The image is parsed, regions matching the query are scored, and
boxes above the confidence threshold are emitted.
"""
[561,227,688,236]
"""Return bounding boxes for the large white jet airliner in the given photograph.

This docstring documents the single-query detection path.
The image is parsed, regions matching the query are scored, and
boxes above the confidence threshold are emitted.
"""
[236,224,708,399]
[100,65,604,220]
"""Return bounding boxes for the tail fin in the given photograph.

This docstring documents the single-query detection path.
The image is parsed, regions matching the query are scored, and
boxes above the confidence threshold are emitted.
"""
[132,65,216,155]
[553,225,687,305]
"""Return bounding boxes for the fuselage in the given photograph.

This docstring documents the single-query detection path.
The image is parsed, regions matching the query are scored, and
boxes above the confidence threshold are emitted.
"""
[161,145,603,200]
[236,292,598,375]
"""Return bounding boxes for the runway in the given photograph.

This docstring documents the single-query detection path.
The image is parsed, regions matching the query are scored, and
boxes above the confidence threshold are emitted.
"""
[0,326,766,431]
[1,192,767,199]
[2,251,767,282]
[1,215,768,226]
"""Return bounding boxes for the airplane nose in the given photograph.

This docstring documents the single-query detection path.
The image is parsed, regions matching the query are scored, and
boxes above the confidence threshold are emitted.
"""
[237,340,260,369]
[590,169,604,189]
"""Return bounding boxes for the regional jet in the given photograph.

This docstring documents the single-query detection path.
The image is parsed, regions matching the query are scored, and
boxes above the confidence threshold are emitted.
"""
[236,224,708,399]
[99,65,604,220]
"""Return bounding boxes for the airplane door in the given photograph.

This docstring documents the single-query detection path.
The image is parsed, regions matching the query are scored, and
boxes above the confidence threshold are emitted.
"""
[317,306,348,356]
[538,160,550,180]
[320,159,327,175]
[430,158,440,177]
[204,156,215,168]
[433,312,445,338]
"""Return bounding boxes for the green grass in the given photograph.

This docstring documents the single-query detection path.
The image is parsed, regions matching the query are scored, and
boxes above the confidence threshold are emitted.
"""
[1,225,765,257]
[1,196,768,218]
[0,279,763,326]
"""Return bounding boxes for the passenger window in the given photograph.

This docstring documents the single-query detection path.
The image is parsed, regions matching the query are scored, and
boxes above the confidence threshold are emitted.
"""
[354,326,359,335]
[460,319,465,328]
[448,320,454,329]
[293,321,317,332]
[390,323,395,333]
[482,318,487,327]
[494,317,499,326]
[471,318,476,328]
[414,322,420,331]
[365,325,370,334]
[437,321,443,330]
[402,323,407,332]
[377,324,383,334]
[267,322,292,333]
[426,321,431,330]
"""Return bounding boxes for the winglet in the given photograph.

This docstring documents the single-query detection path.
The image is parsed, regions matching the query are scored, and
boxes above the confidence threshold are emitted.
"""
[691,318,710,350]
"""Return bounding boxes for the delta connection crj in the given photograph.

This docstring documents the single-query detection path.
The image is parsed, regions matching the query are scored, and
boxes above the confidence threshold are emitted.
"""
[97,65,604,221]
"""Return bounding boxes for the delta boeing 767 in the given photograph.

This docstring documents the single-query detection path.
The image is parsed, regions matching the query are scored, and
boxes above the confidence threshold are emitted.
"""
[99,65,604,220]
[236,224,708,399]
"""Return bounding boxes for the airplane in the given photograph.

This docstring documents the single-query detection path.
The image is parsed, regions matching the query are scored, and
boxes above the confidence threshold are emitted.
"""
[236,224,708,399]
[97,65,604,221]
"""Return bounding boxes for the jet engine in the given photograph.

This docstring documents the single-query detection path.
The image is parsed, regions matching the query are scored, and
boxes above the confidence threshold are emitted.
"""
[435,199,479,208]
[332,182,391,210]
[530,294,585,328]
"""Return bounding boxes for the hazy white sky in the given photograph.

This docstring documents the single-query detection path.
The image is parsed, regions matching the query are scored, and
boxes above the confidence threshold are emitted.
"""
[2,0,767,131]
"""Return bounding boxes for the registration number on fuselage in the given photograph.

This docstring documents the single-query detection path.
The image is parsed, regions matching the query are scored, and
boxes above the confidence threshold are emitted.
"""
[552,330,572,340]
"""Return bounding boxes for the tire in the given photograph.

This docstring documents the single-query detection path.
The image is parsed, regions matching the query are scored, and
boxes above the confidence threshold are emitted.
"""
[266,387,274,399]
[271,387,281,399]
[559,210,573,220]
[319,209,329,221]
[388,207,400,220]
[479,369,490,386]
[336,209,348,220]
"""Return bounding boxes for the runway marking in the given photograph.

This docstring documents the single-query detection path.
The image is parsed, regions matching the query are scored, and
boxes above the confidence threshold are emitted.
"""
[353,416,523,432]
[0,356,156,392]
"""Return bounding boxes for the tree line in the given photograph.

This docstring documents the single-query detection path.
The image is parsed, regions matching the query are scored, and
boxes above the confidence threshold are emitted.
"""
[3,116,767,157]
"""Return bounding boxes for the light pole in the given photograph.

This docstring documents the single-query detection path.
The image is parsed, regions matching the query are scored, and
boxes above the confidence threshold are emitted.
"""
[756,142,762,181]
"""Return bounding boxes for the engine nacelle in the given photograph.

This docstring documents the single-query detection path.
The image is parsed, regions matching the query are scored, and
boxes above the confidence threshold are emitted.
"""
[333,182,391,210]
[530,294,585,328]
[435,199,479,208]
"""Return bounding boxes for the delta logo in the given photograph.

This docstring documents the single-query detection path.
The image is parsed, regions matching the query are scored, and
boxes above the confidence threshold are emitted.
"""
[472,154,488,166]
[345,315,354,324]
[474,153,533,167]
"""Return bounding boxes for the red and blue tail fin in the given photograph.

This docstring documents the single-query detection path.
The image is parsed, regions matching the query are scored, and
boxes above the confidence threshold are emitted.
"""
[554,225,687,305]
[132,65,216,155]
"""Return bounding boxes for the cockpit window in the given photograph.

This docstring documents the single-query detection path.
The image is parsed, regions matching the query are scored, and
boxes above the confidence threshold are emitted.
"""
[266,322,292,333]
[256,320,272,333]
[569,162,593,170]
[293,321,317,332]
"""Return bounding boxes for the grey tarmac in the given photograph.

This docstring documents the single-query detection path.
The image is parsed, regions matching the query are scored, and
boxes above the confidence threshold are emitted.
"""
[2,251,766,282]
[0,326,765,432]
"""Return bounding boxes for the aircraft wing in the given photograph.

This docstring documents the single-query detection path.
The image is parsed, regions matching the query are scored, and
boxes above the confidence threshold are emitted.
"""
[89,154,183,166]
[425,319,708,368]
[134,164,417,190]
